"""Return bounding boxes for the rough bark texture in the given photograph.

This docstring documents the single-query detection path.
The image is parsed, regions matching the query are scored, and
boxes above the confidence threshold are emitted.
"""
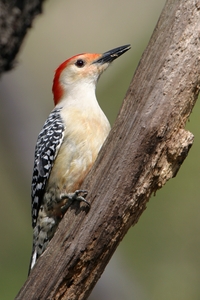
[0,0,45,74]
[16,0,200,299]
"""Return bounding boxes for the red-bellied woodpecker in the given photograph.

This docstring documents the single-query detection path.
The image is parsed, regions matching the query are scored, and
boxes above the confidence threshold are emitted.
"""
[29,44,131,273]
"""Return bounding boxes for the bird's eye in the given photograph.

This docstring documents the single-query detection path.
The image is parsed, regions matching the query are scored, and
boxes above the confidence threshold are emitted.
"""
[75,59,85,68]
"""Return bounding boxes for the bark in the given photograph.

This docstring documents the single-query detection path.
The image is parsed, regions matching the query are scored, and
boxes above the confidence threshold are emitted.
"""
[0,0,45,74]
[16,0,200,299]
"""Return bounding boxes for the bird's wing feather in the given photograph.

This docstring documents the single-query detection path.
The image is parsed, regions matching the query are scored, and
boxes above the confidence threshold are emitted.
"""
[31,107,65,228]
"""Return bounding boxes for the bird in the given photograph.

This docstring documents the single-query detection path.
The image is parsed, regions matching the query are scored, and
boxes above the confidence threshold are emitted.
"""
[29,44,131,273]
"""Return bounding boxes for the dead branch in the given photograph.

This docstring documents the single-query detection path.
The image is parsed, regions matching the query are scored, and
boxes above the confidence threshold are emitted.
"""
[16,0,200,299]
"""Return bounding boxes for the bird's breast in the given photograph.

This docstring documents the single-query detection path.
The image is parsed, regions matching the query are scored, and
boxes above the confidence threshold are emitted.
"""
[47,106,110,193]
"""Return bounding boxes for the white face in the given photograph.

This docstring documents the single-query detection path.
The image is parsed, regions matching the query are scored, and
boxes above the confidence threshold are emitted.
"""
[60,53,110,88]
[53,53,111,105]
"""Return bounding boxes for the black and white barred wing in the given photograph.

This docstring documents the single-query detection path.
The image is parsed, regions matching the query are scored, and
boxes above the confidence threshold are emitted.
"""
[31,108,65,228]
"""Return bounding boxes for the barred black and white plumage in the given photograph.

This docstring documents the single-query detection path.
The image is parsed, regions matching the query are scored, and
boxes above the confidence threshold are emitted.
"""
[31,107,65,228]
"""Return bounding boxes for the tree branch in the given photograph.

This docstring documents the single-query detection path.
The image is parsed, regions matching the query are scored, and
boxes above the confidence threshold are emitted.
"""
[0,0,45,74]
[16,0,200,299]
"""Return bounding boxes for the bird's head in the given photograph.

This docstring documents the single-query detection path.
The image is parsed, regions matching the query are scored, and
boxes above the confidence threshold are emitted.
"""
[52,45,131,105]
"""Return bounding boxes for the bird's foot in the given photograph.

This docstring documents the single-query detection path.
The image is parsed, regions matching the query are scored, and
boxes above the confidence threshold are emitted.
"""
[60,190,90,213]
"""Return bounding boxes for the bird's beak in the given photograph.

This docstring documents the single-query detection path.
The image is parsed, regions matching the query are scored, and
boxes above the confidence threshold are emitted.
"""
[93,44,131,64]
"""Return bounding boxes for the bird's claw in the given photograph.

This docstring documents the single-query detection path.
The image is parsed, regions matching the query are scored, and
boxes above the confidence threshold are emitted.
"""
[60,189,90,213]
[73,190,89,205]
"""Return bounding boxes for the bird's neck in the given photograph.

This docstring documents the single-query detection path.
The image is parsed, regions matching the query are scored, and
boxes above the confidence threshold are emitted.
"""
[56,81,101,112]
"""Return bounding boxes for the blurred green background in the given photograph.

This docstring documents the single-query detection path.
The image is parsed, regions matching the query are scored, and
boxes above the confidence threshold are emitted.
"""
[0,0,200,299]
